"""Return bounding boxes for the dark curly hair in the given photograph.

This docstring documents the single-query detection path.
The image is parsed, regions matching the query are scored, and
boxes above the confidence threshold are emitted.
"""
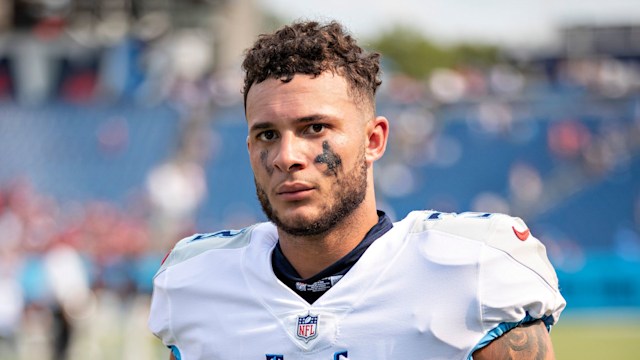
[242,20,382,110]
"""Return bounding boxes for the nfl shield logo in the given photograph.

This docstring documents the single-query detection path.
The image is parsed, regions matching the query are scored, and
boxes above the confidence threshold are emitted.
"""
[296,313,319,342]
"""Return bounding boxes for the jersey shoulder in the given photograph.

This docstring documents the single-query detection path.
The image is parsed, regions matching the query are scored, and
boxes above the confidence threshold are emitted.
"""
[156,222,276,276]
[405,210,559,289]
[407,210,504,241]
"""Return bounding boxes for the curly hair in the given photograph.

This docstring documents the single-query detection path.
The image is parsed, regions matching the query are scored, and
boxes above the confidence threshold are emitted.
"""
[242,20,382,109]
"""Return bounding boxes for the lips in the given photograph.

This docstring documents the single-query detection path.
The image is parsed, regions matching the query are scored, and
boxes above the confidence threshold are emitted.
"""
[275,182,315,200]
[276,182,314,194]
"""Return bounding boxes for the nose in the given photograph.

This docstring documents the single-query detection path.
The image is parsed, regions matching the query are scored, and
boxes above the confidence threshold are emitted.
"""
[272,132,306,173]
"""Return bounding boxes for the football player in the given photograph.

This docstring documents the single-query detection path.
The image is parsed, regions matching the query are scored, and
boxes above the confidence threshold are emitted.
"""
[148,20,566,359]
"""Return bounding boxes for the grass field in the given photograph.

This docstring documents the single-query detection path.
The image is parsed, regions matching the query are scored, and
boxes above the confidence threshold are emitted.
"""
[551,311,640,360]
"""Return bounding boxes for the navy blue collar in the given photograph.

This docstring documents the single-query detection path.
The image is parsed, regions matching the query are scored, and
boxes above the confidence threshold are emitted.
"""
[271,211,393,304]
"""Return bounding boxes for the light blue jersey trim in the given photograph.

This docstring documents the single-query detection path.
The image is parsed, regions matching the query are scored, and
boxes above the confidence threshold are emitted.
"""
[169,345,182,360]
[467,313,554,360]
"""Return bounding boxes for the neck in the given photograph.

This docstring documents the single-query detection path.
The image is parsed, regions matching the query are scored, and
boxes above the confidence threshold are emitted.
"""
[277,201,378,279]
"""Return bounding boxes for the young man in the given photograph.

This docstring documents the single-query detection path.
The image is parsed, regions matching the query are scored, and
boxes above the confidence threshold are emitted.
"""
[148,21,566,359]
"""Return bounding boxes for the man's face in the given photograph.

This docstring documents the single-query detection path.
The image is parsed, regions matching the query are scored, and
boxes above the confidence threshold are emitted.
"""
[246,73,371,236]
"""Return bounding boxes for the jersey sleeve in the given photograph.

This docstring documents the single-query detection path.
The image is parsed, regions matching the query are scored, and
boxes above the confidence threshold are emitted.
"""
[148,265,177,348]
[147,224,269,349]
[147,234,201,348]
[474,214,566,351]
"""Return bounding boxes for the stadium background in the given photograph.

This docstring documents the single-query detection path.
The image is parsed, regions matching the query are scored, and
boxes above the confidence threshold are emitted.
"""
[0,0,639,359]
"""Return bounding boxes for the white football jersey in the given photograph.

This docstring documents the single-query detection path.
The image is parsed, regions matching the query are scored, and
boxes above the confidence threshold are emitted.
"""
[148,211,566,360]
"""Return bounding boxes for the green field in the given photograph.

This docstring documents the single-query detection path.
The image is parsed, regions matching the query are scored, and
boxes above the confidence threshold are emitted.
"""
[551,313,640,360]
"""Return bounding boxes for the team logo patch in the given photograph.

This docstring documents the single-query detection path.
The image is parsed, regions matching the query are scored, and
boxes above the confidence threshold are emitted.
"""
[512,226,530,241]
[296,313,319,342]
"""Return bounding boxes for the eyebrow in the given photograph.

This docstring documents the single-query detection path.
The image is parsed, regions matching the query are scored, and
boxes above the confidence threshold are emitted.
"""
[249,114,329,133]
[249,122,273,132]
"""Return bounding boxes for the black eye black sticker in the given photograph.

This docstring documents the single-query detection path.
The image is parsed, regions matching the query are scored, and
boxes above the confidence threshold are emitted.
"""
[314,141,342,176]
[260,150,274,176]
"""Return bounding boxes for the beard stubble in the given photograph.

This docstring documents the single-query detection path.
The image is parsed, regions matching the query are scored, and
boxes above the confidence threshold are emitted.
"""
[255,151,368,237]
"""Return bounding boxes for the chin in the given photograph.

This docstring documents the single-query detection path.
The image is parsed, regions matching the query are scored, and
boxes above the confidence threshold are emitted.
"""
[275,205,326,227]
[278,206,320,224]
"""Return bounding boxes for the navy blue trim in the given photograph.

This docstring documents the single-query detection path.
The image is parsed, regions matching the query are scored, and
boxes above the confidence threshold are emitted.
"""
[272,210,393,304]
[188,228,246,242]
[467,313,554,360]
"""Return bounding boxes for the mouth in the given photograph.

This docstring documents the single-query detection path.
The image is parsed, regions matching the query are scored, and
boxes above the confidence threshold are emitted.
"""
[275,182,315,201]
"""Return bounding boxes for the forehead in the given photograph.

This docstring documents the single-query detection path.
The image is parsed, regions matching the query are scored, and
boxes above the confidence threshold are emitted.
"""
[245,73,359,124]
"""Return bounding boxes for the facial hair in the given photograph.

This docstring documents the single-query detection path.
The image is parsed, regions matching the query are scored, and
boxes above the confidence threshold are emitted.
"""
[255,150,368,237]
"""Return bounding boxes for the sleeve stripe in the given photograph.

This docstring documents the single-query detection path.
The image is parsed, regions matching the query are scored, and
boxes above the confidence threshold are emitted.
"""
[169,345,182,360]
[467,312,554,360]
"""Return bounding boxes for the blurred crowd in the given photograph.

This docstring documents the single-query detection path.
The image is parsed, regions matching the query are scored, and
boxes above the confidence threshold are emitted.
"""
[2,54,639,357]
[0,178,167,360]
[1,5,640,357]
[377,57,640,207]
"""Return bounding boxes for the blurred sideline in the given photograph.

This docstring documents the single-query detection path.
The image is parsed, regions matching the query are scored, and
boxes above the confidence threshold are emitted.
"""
[0,292,164,360]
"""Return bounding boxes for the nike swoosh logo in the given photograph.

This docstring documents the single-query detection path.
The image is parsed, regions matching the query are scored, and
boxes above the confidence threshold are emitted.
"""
[512,226,530,241]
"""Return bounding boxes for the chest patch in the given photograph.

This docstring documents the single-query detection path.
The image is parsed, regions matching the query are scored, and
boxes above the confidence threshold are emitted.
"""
[296,313,319,342]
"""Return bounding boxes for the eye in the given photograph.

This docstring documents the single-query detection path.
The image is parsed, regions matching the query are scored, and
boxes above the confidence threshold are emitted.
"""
[258,130,277,141]
[307,124,325,135]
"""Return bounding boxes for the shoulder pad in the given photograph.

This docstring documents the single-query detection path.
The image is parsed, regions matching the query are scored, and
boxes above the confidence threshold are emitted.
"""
[409,210,559,289]
[487,214,559,289]
[156,223,267,275]
[409,210,497,240]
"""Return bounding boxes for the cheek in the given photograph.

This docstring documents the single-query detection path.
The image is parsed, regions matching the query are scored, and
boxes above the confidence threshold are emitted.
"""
[314,141,344,176]
[250,149,274,177]
[260,150,274,176]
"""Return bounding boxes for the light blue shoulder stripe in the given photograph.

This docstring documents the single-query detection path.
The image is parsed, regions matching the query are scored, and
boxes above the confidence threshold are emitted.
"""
[467,313,554,360]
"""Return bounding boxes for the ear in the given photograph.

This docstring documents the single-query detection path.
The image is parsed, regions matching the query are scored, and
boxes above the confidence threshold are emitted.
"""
[365,116,389,164]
